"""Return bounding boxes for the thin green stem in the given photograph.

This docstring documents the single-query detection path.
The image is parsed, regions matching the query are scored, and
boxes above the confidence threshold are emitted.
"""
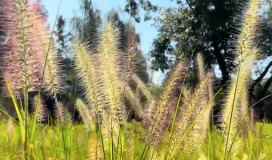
[116,125,121,159]
[216,118,228,159]
[99,121,106,160]
[111,118,114,160]
[223,62,241,160]
[0,108,18,123]
[69,125,72,160]
[24,88,28,159]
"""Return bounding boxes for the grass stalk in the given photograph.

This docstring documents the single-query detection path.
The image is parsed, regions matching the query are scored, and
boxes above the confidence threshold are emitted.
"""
[54,92,67,158]
[24,87,28,159]
[99,122,106,160]
[223,62,241,160]
[0,108,18,123]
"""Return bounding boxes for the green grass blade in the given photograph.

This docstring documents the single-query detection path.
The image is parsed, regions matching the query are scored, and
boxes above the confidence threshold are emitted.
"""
[0,107,18,123]
[228,139,265,158]
[0,68,25,143]
[99,123,106,160]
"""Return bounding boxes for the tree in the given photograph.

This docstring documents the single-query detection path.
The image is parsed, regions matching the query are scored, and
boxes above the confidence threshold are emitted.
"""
[126,0,272,121]
[124,0,157,22]
[127,0,272,87]
[71,0,101,46]
[55,15,73,58]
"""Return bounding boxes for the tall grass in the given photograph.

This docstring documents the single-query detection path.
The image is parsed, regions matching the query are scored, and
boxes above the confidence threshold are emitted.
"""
[221,0,261,158]
[0,0,269,159]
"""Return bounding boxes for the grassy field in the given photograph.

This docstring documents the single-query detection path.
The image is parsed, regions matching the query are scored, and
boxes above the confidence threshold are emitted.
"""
[0,119,272,159]
[0,0,271,159]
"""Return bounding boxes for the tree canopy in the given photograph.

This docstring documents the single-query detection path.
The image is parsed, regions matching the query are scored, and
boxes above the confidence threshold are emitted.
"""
[126,0,272,85]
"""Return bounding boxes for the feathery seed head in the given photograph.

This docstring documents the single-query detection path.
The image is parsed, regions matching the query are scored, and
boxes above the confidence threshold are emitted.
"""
[119,82,144,120]
[146,61,187,148]
[221,0,261,154]
[0,0,38,95]
[168,73,213,155]
[98,22,126,125]
[121,32,138,85]
[54,101,65,125]
[76,98,93,130]
[0,0,61,96]
[30,3,62,95]
[73,40,103,120]
[32,95,47,124]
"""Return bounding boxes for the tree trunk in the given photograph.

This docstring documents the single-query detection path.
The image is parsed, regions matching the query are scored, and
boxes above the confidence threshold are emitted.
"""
[212,38,230,85]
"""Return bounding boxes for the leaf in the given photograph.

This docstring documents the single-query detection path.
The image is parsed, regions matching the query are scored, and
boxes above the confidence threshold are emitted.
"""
[179,54,184,60]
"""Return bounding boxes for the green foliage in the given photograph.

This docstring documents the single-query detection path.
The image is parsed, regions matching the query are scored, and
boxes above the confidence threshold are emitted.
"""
[125,0,157,22]
[1,120,272,159]
[71,0,101,45]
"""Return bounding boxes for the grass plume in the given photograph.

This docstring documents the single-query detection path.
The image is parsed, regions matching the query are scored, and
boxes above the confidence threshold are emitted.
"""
[32,95,47,124]
[222,0,261,157]
[30,3,61,95]
[76,98,93,130]
[74,40,103,121]
[145,61,187,150]
[98,22,125,125]
[168,74,212,157]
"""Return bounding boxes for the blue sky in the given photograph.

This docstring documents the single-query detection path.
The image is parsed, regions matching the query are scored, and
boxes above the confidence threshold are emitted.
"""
[43,0,177,84]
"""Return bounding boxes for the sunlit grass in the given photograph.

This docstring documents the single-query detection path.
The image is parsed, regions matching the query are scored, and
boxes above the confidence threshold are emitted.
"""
[1,120,272,159]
